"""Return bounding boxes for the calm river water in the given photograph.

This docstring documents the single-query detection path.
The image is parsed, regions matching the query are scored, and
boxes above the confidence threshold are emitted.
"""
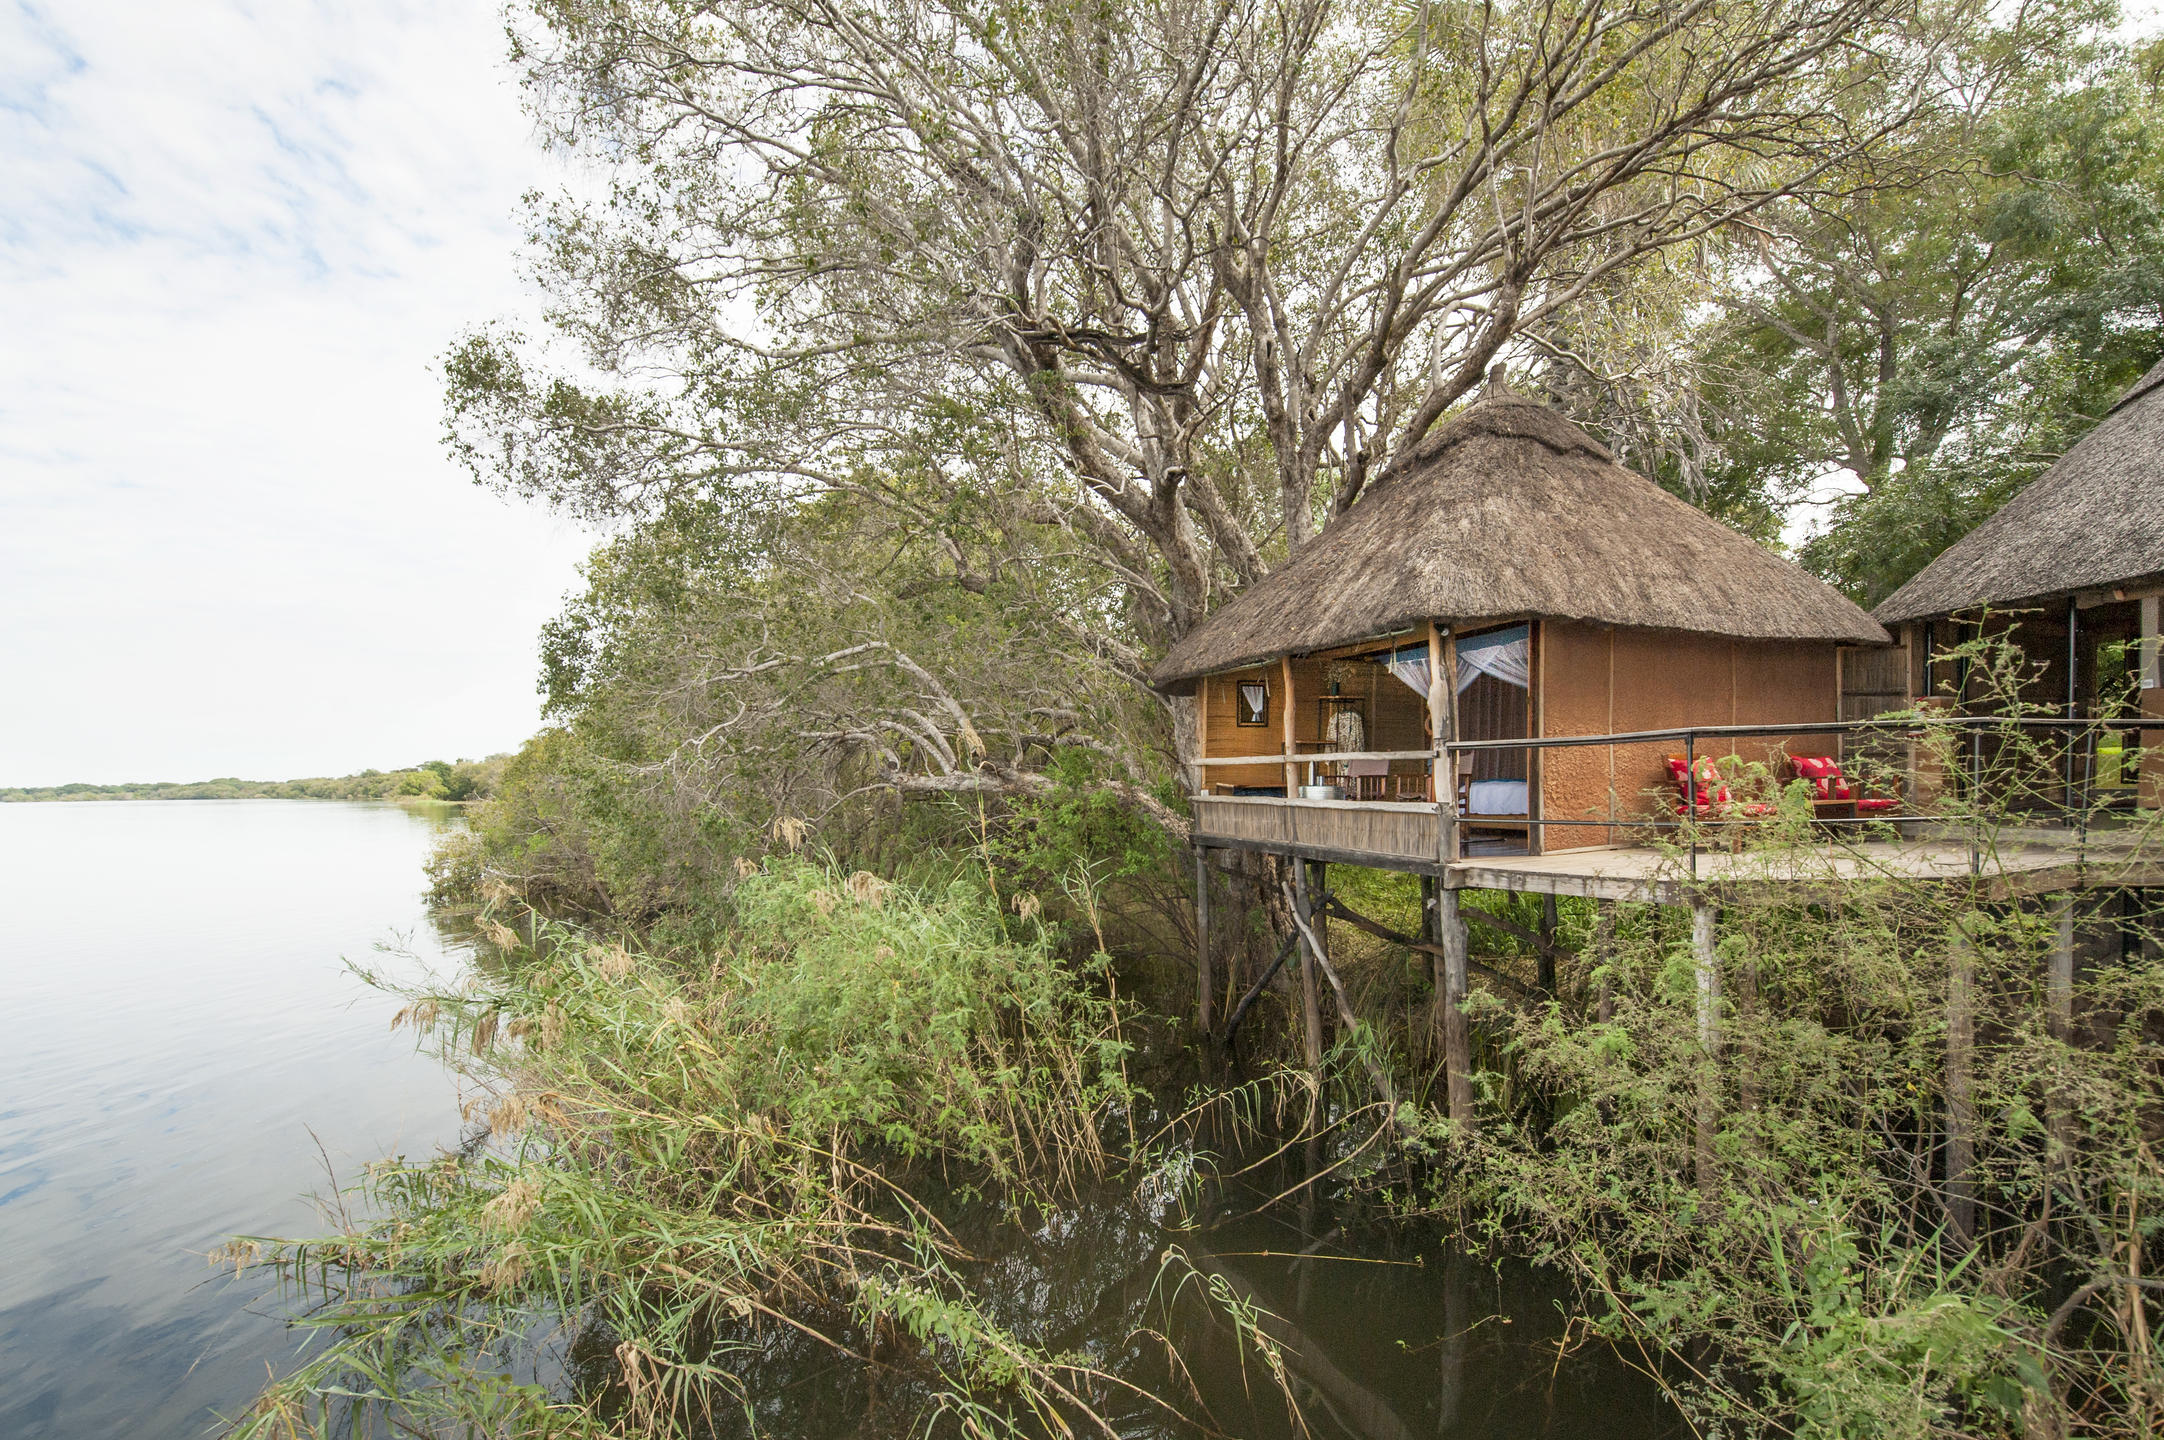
[0,800,469,1439]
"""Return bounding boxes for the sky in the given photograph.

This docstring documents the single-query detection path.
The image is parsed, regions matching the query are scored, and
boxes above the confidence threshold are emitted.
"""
[0,1,598,787]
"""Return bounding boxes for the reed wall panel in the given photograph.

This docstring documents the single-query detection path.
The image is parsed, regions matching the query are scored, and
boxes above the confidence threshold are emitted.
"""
[1192,798,1440,864]
[1539,621,1615,849]
[1200,665,1286,789]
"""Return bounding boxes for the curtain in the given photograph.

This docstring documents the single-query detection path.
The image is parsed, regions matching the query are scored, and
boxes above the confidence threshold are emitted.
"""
[1326,707,1367,752]
[1385,645,1431,698]
[1456,625,1530,692]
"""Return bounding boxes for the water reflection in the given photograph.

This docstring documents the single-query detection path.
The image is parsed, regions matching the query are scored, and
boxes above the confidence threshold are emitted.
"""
[0,801,470,1439]
[550,1126,1684,1440]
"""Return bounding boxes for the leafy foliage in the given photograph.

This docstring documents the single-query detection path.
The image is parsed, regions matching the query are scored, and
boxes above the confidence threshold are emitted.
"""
[232,861,1146,1438]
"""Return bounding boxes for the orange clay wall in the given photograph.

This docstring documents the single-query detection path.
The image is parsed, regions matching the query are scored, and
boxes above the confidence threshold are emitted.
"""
[1539,621,1840,850]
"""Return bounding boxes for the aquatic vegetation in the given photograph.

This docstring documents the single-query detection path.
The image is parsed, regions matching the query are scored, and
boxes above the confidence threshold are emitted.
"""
[230,860,1159,1438]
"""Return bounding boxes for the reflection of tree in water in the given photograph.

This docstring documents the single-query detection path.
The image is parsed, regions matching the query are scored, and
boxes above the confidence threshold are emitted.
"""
[543,1135,1679,1440]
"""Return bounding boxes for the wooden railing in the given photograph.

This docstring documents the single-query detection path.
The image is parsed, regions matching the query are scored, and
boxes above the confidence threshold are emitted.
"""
[1191,715,2157,879]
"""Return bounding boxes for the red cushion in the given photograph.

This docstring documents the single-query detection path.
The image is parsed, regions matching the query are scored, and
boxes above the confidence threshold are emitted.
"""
[1855,797,1898,813]
[1667,756,1726,806]
[1793,756,1858,802]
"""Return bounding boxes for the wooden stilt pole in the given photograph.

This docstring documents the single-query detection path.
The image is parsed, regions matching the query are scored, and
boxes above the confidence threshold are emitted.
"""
[2048,892,2077,1162]
[1538,894,1559,994]
[1945,912,1978,1248]
[1420,874,1440,1063]
[1594,901,1615,1024]
[1193,847,1213,1037]
[1438,887,1474,1129]
[1692,898,1721,1195]
[1313,861,1331,1043]
[1292,860,1326,1078]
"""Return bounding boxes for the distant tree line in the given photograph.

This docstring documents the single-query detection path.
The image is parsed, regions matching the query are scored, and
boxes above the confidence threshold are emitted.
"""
[0,756,507,804]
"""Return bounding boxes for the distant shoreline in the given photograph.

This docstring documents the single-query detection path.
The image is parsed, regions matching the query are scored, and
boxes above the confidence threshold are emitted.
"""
[2,758,505,805]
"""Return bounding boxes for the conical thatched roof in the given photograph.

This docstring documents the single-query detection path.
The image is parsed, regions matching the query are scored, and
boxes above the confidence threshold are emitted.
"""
[1875,359,2164,624]
[1152,393,1888,689]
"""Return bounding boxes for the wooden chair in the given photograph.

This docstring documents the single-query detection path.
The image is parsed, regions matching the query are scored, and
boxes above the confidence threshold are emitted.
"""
[1665,755,1775,818]
[1788,756,1898,815]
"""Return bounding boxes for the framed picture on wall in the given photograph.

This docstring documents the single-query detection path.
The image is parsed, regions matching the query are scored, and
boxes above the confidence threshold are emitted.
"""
[1235,678,1270,726]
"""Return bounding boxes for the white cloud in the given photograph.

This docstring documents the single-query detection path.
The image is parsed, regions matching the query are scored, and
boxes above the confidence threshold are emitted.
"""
[0,0,600,786]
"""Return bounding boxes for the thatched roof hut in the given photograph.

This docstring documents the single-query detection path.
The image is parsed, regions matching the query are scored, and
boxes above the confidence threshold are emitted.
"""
[1152,393,1888,690]
[1876,359,2164,625]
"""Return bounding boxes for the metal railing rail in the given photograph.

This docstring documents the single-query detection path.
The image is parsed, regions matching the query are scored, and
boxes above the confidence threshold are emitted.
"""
[1434,713,2141,880]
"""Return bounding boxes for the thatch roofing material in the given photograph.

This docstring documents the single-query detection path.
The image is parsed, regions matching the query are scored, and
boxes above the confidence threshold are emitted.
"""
[1875,358,2164,624]
[1152,395,1888,689]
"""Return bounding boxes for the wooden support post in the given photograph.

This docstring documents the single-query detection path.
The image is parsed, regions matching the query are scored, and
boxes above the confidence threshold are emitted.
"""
[1427,621,1454,861]
[2048,892,2077,1162]
[1280,653,1299,797]
[1193,847,1214,1036]
[1194,668,1210,795]
[1437,888,1474,1128]
[1420,874,1440,1063]
[1594,901,1615,1024]
[1313,860,1329,1037]
[1538,894,1559,994]
[1292,860,1326,1078]
[1692,899,1721,1195]
[1945,913,1978,1248]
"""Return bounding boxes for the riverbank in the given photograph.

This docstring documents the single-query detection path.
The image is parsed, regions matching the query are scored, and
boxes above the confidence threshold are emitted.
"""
[315,777,2164,1438]
[2,757,505,805]
[232,859,1687,1439]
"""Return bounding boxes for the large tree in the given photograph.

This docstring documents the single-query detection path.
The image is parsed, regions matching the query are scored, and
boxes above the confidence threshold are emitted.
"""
[451,0,1935,817]
[1695,14,2164,602]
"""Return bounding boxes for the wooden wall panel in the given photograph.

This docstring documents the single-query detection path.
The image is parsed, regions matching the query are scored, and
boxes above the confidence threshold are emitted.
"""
[1200,666,1284,790]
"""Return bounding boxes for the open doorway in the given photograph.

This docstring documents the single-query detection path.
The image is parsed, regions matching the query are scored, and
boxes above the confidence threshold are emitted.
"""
[1456,624,1531,854]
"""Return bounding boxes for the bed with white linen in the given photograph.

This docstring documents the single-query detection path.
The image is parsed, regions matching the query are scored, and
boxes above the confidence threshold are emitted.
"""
[1465,779,1527,816]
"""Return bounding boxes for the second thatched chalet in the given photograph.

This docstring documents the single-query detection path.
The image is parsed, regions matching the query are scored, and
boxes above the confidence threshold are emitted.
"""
[1152,388,1890,869]
[1873,359,2164,806]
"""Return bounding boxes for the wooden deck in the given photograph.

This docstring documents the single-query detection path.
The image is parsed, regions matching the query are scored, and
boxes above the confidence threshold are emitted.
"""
[1194,791,2164,903]
[1454,831,2164,904]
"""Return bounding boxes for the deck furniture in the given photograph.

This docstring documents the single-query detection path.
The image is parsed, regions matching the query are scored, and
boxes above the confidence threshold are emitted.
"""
[1666,755,1775,818]
[1789,755,1897,815]
[1347,756,1392,800]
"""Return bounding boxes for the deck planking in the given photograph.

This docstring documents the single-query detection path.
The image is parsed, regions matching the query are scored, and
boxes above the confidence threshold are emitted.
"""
[1448,833,2164,905]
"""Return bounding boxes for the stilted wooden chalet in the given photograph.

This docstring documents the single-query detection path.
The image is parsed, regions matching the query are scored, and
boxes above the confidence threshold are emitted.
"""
[1874,358,2164,807]
[1154,388,1891,872]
